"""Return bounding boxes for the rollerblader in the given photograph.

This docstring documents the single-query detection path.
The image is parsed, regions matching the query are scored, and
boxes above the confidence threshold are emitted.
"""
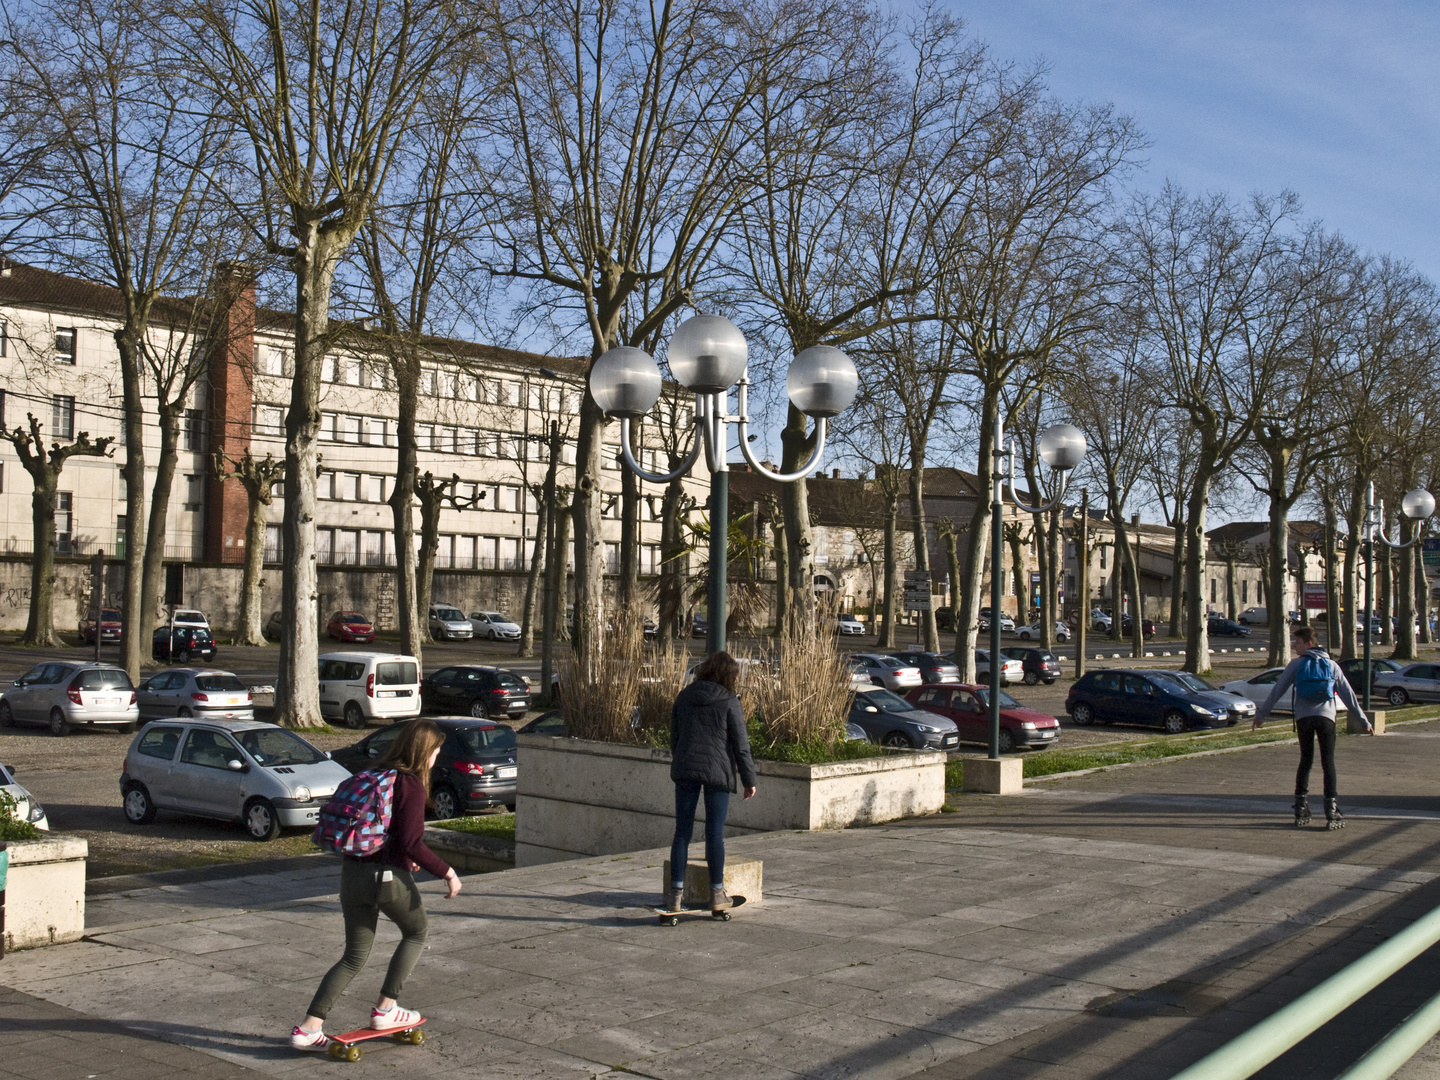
[1251,627,1371,830]
[666,651,757,914]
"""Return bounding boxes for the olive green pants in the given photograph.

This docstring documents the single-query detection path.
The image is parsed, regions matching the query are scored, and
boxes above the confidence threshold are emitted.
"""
[306,861,429,1020]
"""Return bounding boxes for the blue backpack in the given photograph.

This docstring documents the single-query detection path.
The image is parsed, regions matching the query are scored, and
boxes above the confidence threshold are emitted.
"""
[1295,653,1334,702]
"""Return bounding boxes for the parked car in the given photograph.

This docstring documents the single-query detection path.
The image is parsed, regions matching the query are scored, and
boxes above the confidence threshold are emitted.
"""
[1065,669,1237,733]
[317,652,422,728]
[849,653,923,692]
[0,761,49,829]
[1000,647,1062,686]
[935,606,956,632]
[1338,657,1404,694]
[120,719,349,840]
[1207,617,1251,638]
[421,665,531,719]
[1237,606,1269,625]
[326,611,376,643]
[263,610,284,641]
[169,609,211,631]
[906,684,1060,752]
[972,649,1024,686]
[642,618,659,639]
[836,612,866,636]
[1374,663,1440,706]
[845,659,874,690]
[152,625,218,664]
[469,611,521,641]
[0,661,138,736]
[518,710,566,736]
[428,604,474,641]
[333,717,517,818]
[1016,621,1070,643]
[136,669,255,723]
[80,607,123,645]
[1121,616,1158,638]
[1219,668,1348,716]
[978,612,1016,633]
[848,687,960,750]
[1091,610,1112,632]
[691,615,708,638]
[891,650,961,685]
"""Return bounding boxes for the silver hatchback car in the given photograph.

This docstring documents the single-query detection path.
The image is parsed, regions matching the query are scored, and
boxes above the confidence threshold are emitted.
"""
[0,662,139,735]
[136,668,255,723]
[120,719,351,840]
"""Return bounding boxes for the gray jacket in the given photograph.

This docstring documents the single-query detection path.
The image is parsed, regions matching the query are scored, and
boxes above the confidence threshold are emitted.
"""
[1254,647,1367,726]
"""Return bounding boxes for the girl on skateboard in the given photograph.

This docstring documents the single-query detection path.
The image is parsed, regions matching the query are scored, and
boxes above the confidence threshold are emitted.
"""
[291,719,462,1050]
[666,651,757,914]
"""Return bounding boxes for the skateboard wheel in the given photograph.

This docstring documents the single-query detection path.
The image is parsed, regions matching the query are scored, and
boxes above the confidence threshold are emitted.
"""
[661,915,677,926]
[410,1030,426,1046]
[347,1045,362,1062]
[329,1042,346,1061]
[719,911,731,921]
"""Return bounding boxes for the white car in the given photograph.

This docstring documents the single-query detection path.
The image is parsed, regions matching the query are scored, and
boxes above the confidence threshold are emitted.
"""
[1091,610,1112,632]
[318,652,421,728]
[469,611,521,641]
[978,612,1016,633]
[849,653,923,692]
[169,608,211,631]
[1017,621,1070,642]
[1237,607,1269,625]
[975,649,1024,686]
[1,760,48,830]
[837,613,866,636]
[1219,668,1348,715]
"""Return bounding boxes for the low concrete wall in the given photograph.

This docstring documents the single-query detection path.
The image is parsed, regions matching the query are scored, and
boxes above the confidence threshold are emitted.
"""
[422,826,515,873]
[514,736,945,867]
[3,836,87,950]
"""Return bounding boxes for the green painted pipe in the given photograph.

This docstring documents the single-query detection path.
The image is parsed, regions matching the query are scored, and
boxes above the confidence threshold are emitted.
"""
[1169,903,1440,1080]
[1334,986,1440,1080]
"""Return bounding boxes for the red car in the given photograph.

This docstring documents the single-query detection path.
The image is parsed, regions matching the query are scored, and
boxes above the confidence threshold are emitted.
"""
[326,611,376,643]
[906,683,1061,753]
[80,608,123,644]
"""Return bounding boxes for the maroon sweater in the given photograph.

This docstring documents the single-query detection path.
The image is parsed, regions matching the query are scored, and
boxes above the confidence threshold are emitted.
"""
[356,771,451,879]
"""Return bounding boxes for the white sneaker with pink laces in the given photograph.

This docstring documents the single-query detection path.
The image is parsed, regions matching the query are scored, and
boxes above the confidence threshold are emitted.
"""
[290,1026,331,1051]
[371,1004,420,1030]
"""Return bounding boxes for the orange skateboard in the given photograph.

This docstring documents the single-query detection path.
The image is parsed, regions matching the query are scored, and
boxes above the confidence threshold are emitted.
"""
[326,1017,426,1062]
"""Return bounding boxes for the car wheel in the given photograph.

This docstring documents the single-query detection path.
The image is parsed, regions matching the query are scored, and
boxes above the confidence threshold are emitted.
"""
[343,702,366,729]
[431,785,460,821]
[469,700,489,719]
[1162,710,1186,735]
[1071,702,1095,726]
[244,797,281,841]
[1389,687,1409,707]
[998,729,1015,753]
[173,649,190,664]
[123,783,157,824]
[49,709,70,737]
[881,731,914,749]
[1044,679,1056,685]
[177,707,193,718]
[505,803,516,813]
[1023,670,1039,686]
[0,701,12,727]
[117,722,135,734]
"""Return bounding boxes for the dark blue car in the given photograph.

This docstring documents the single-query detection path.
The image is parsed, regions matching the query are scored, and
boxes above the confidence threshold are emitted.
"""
[1065,669,1235,733]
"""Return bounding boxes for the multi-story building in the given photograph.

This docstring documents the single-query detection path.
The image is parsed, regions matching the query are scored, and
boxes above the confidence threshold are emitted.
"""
[0,261,704,631]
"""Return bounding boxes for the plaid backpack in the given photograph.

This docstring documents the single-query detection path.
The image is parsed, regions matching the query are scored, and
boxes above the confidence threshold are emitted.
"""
[312,769,396,856]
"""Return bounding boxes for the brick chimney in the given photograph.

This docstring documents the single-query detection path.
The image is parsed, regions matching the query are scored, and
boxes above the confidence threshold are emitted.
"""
[203,262,257,564]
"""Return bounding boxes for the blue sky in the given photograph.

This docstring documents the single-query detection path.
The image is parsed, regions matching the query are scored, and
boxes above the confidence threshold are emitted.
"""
[951,0,1440,282]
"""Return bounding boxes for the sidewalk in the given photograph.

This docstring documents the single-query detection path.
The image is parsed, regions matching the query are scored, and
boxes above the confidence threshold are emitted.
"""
[4,722,1440,1080]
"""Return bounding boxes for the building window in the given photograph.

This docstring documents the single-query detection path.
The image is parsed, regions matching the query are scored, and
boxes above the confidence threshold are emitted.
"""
[365,475,384,503]
[184,409,205,451]
[420,368,438,396]
[335,529,359,566]
[1242,580,1248,604]
[264,524,282,562]
[183,474,203,511]
[0,319,7,356]
[1099,545,1106,570]
[115,514,125,560]
[0,388,5,428]
[52,395,75,439]
[55,327,76,365]
[339,414,361,443]
[1210,578,1218,604]
[339,473,360,501]
[55,492,73,554]
[322,355,338,383]
[319,412,336,441]
[455,534,476,568]
[316,528,334,564]
[318,472,335,500]
[363,530,385,566]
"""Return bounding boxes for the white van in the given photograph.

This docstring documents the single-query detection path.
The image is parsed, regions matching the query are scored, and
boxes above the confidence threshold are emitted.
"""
[317,652,421,729]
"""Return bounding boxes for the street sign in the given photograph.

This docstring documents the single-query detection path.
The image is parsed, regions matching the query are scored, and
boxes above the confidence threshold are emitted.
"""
[903,597,932,612]
[1030,572,1041,584]
[1424,538,1440,568]
[904,569,931,582]
[1303,582,1327,610]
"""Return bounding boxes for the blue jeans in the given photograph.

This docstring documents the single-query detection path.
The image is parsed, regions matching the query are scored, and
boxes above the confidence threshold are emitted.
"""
[670,779,729,890]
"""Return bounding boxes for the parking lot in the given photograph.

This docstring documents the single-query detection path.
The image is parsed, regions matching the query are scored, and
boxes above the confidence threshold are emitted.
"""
[0,629,1302,877]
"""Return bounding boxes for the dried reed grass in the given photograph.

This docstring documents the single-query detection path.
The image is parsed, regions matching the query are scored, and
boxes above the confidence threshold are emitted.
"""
[635,643,692,739]
[750,607,853,747]
[559,604,645,743]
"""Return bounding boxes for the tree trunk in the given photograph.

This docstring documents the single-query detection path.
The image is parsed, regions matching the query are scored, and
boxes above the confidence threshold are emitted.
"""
[779,404,818,634]
[417,489,440,623]
[236,486,268,645]
[1341,484,1363,660]
[1224,556,1237,620]
[117,334,147,680]
[23,473,59,646]
[1395,516,1417,659]
[771,518,788,637]
[519,498,547,657]
[955,392,999,684]
[570,390,605,661]
[389,358,425,656]
[1115,515,1143,659]
[1182,471,1214,674]
[1267,515,1291,668]
[550,500,572,642]
[1417,543,1431,645]
[618,425,641,612]
[879,497,899,649]
[906,463,937,651]
[1323,497,1341,651]
[1379,546,1394,647]
[1168,523,1185,638]
[1074,491,1089,679]
[942,528,962,645]
[139,403,183,645]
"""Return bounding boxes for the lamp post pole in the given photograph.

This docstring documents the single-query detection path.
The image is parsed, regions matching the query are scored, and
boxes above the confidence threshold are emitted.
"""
[589,318,857,656]
[1363,482,1434,712]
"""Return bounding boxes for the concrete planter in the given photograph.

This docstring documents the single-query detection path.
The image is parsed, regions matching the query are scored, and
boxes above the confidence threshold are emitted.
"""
[515,735,945,866]
[2,836,87,950]
[422,826,515,873]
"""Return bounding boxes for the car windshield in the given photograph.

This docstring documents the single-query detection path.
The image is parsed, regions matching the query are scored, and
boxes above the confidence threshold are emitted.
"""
[858,689,911,711]
[376,662,417,685]
[452,726,518,754]
[436,607,464,621]
[237,728,326,766]
[1169,672,1215,692]
[487,613,511,623]
[341,613,369,624]
[975,688,1021,709]
[174,611,205,622]
[196,674,247,693]
[100,609,121,620]
[76,669,133,691]
[1151,673,1211,694]
[495,672,527,691]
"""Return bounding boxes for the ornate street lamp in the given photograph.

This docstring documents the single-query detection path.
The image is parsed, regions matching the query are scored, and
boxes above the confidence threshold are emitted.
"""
[590,316,858,653]
[1362,482,1434,710]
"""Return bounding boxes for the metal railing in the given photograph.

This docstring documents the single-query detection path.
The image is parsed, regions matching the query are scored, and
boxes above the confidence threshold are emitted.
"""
[1170,902,1440,1080]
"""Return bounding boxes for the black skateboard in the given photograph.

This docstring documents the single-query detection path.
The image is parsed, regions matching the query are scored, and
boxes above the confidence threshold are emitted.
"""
[652,895,747,926]
[326,1016,426,1062]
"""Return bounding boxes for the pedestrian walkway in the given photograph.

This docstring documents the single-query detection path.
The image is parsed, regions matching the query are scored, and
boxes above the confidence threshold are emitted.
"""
[4,722,1440,1079]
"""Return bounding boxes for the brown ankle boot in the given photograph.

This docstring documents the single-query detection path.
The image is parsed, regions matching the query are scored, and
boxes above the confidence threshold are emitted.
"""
[710,886,730,912]
[664,887,683,913]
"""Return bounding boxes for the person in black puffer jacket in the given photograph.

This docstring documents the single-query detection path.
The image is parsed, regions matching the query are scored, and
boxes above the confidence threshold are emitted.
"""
[667,651,757,913]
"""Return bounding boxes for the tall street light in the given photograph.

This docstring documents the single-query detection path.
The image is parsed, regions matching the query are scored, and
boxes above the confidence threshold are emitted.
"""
[589,316,858,654]
[1363,482,1434,711]
[995,417,1086,760]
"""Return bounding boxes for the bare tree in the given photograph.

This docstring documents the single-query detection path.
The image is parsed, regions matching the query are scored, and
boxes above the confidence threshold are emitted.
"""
[212,448,284,644]
[415,471,485,622]
[2,415,114,644]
